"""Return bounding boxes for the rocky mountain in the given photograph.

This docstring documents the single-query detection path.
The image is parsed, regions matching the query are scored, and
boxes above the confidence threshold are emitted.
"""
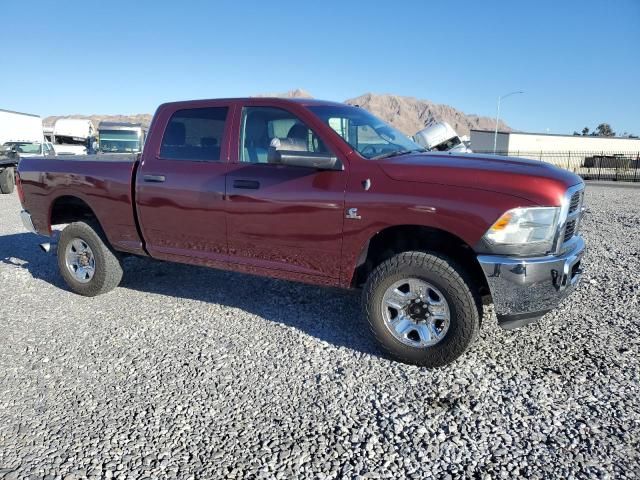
[254,88,313,99]
[43,90,510,136]
[345,93,510,137]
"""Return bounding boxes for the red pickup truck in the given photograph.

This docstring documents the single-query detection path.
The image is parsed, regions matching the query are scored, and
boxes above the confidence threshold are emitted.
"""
[16,98,585,367]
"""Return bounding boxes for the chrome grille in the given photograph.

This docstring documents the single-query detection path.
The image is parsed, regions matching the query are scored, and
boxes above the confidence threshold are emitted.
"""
[568,190,581,214]
[564,219,576,242]
[561,186,584,246]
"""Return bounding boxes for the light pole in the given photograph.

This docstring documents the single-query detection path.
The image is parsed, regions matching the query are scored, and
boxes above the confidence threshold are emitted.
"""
[493,90,524,154]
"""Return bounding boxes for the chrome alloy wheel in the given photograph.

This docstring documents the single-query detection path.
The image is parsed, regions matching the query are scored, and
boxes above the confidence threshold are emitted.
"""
[64,238,96,283]
[381,278,450,348]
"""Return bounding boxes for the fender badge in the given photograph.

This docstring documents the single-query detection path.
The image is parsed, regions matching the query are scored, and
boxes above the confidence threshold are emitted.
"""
[346,208,362,220]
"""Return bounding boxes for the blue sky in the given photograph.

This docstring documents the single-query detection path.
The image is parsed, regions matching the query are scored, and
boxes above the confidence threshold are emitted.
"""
[2,0,638,135]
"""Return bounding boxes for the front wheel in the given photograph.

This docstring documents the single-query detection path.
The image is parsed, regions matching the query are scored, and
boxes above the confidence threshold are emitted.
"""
[363,251,481,367]
[57,221,123,296]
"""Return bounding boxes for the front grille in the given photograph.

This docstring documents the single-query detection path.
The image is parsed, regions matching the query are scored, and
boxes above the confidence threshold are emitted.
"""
[561,187,584,245]
[569,190,581,214]
[564,219,576,242]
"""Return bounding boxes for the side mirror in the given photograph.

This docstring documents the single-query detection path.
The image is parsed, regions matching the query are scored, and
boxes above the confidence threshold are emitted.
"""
[267,138,342,171]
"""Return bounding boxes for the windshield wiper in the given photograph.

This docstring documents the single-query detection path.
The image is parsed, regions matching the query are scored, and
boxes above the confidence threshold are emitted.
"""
[371,149,426,160]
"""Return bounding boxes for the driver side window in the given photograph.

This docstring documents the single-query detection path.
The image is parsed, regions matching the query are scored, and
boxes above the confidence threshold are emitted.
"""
[240,107,327,163]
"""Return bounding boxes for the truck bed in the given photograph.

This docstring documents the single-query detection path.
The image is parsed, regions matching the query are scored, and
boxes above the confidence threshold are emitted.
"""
[18,154,145,255]
[47,153,139,162]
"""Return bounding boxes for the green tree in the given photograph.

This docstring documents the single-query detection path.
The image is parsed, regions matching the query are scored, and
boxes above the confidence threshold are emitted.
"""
[594,123,615,137]
[581,127,589,136]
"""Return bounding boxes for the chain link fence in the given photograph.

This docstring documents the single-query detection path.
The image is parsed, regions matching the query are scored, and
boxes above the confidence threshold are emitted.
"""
[473,151,640,182]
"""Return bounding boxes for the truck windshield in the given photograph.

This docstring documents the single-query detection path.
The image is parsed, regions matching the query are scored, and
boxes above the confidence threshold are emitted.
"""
[4,142,42,154]
[55,136,87,146]
[308,105,424,159]
[433,136,462,151]
[99,130,141,153]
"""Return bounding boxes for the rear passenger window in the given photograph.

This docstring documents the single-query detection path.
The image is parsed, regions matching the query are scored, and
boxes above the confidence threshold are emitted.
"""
[160,107,228,161]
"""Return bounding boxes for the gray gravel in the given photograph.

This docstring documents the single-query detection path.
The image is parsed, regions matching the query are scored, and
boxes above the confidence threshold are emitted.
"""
[1,185,639,479]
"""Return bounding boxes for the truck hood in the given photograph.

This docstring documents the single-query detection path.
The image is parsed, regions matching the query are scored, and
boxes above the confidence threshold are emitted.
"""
[377,152,583,206]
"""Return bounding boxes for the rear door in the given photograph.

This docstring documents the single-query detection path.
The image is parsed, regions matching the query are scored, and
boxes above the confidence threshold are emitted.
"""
[225,104,347,280]
[136,101,235,265]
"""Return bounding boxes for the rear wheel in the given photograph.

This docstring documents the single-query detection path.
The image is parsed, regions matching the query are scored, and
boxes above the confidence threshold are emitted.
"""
[0,167,15,194]
[57,221,123,296]
[363,251,480,367]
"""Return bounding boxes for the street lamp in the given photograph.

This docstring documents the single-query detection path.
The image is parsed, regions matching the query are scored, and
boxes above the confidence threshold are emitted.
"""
[493,90,524,154]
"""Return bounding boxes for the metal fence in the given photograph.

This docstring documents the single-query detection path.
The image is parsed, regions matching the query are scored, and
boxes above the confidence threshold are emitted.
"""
[473,151,640,182]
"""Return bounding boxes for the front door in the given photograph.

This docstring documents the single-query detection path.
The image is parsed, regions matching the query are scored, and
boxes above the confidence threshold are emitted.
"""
[225,106,347,279]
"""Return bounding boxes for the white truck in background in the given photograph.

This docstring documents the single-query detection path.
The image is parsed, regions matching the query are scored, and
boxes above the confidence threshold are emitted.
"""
[43,125,54,142]
[0,109,52,193]
[97,121,145,154]
[413,122,472,153]
[0,109,44,146]
[53,118,97,155]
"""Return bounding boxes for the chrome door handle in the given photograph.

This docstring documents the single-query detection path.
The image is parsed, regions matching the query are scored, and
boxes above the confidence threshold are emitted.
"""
[233,179,260,189]
[143,174,166,183]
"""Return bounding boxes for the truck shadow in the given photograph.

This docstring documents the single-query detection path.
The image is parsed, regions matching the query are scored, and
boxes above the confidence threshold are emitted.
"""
[0,232,381,358]
[0,232,64,286]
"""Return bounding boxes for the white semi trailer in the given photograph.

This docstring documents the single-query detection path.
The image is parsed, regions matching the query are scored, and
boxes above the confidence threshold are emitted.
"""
[0,109,44,145]
[0,109,48,193]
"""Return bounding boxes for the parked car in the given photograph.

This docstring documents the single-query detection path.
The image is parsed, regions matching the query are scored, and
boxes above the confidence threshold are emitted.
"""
[16,98,586,367]
[3,141,55,158]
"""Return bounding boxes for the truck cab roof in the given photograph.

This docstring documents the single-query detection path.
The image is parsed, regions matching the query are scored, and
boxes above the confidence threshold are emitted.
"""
[98,121,144,130]
[158,97,346,109]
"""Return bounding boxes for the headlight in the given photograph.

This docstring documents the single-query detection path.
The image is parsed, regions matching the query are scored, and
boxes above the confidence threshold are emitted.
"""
[484,207,559,253]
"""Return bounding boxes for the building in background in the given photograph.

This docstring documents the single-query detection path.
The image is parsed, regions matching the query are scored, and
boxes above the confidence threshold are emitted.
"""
[470,129,640,181]
[471,130,640,154]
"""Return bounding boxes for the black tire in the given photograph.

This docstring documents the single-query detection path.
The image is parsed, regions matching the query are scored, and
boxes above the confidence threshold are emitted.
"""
[57,221,123,296]
[0,167,15,194]
[363,251,481,367]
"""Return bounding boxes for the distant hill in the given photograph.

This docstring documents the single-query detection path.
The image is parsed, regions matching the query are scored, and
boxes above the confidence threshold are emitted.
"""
[44,89,510,136]
[345,93,510,137]
[254,88,313,99]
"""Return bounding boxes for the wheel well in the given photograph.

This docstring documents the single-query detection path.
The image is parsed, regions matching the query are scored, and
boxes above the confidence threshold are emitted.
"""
[50,196,99,228]
[351,225,489,294]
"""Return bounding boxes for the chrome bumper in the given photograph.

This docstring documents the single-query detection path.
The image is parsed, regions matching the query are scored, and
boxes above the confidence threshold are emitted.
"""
[20,210,37,234]
[477,236,585,329]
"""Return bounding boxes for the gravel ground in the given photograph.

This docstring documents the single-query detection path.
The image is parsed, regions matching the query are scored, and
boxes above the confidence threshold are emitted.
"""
[0,185,639,479]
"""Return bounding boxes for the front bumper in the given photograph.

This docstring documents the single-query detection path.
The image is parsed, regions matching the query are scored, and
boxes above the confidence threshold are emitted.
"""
[477,236,585,329]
